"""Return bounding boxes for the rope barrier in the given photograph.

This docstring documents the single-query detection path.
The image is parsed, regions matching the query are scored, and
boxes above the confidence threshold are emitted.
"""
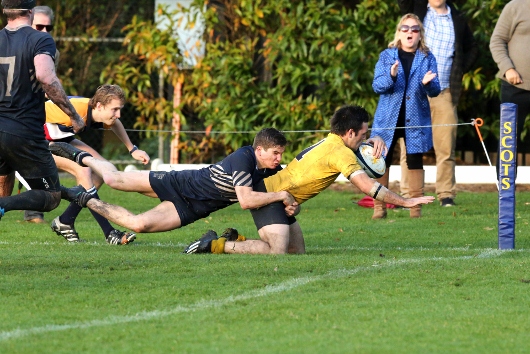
[96,120,476,134]
[472,117,499,190]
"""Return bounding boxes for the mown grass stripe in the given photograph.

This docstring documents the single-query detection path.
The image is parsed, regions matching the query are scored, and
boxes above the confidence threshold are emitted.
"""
[0,250,503,342]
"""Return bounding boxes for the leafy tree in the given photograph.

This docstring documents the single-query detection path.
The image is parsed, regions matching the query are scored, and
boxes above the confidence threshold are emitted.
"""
[183,0,400,161]
[6,0,512,164]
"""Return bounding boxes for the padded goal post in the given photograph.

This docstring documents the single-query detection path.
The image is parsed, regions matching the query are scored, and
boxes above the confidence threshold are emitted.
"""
[498,103,517,250]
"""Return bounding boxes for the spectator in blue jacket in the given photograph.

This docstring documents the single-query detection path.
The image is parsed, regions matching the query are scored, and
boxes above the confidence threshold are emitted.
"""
[397,0,478,207]
[371,13,440,219]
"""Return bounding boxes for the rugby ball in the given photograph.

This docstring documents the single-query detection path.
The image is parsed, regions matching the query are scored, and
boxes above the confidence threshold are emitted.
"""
[354,142,386,179]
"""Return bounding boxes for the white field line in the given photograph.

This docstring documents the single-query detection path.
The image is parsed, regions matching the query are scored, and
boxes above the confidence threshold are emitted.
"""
[0,249,505,342]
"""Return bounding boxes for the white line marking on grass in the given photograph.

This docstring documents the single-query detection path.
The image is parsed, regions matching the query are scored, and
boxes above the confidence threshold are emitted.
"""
[310,245,529,252]
[0,250,506,342]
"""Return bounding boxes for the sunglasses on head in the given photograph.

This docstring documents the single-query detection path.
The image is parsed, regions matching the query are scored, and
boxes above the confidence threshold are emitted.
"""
[400,25,420,33]
[35,24,54,32]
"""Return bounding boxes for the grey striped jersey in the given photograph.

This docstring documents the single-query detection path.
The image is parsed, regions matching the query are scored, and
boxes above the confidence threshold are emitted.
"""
[172,146,282,205]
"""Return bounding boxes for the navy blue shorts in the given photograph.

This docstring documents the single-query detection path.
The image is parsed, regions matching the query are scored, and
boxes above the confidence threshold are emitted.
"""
[0,131,60,191]
[250,180,297,230]
[149,171,231,227]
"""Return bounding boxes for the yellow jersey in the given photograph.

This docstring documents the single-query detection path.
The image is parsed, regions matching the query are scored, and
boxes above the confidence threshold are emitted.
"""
[44,98,107,141]
[264,133,362,204]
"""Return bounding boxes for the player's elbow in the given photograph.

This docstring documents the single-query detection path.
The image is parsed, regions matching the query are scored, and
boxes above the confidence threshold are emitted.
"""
[36,70,55,87]
[239,201,252,210]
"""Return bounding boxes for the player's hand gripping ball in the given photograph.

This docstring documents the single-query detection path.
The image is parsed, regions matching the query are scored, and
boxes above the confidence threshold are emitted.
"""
[354,142,386,179]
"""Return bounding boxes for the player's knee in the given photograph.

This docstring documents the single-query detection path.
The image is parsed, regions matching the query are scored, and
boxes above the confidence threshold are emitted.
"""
[262,232,290,254]
[102,172,120,188]
[128,220,150,234]
[43,190,62,211]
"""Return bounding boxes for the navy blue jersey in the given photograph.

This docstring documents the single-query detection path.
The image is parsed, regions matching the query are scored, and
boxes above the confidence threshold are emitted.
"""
[0,25,56,139]
[173,146,281,203]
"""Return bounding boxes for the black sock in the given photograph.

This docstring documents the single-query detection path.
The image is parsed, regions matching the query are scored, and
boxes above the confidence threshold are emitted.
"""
[58,186,97,225]
[59,200,83,225]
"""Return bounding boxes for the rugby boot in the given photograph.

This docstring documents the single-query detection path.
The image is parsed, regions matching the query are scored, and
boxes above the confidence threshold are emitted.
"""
[183,230,218,254]
[106,230,136,245]
[51,216,80,242]
[49,142,92,167]
[219,227,239,241]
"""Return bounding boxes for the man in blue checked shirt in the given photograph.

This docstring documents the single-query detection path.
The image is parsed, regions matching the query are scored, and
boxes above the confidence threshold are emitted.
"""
[397,0,478,207]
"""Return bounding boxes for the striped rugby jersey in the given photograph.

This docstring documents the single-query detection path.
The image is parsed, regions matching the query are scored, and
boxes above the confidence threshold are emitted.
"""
[167,146,282,204]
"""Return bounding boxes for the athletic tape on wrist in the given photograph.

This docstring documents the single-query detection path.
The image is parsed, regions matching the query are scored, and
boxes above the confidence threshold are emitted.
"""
[368,181,388,201]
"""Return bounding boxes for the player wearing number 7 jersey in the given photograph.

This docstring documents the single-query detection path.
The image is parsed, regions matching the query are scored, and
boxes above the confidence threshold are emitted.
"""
[0,0,85,221]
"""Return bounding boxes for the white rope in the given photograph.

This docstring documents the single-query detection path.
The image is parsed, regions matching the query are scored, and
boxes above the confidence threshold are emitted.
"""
[96,121,475,134]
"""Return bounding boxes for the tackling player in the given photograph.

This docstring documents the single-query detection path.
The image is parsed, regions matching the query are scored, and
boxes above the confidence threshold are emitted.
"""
[48,128,298,236]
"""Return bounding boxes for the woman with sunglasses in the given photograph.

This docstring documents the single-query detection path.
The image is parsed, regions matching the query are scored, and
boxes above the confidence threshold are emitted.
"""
[370,13,440,219]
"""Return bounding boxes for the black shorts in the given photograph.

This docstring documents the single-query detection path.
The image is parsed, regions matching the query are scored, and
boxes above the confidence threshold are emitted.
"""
[250,180,297,230]
[0,131,60,191]
[149,171,231,227]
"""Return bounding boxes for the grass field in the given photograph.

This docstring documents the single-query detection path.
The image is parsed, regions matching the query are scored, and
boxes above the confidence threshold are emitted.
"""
[1,179,530,353]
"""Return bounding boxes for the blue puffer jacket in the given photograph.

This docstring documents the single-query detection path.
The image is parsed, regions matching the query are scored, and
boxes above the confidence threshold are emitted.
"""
[371,47,441,153]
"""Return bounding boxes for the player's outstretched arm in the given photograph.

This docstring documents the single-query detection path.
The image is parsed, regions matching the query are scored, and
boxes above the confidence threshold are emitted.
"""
[110,120,150,165]
[349,171,435,207]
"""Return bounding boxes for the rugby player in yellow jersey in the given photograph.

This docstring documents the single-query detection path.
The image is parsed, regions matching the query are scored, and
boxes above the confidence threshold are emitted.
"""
[46,84,150,244]
[184,105,435,255]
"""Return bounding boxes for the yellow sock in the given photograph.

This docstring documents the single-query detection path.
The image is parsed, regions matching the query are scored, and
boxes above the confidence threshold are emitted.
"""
[236,235,246,241]
[211,237,226,254]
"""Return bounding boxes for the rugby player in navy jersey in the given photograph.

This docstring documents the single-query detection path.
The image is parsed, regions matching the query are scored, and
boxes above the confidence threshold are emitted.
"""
[0,0,85,221]
[49,128,298,238]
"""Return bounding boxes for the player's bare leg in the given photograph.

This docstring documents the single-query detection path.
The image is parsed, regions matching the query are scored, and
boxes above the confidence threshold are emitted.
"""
[287,222,305,254]
[0,172,15,197]
[85,199,182,233]
[49,141,155,196]
[224,223,291,254]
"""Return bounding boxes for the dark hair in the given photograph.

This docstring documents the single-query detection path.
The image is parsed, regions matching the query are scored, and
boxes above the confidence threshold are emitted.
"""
[2,0,34,19]
[253,128,287,150]
[1,0,35,9]
[2,8,30,20]
[88,85,125,109]
[330,105,370,135]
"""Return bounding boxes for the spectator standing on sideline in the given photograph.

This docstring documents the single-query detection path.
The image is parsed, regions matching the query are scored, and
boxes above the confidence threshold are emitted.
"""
[0,0,84,220]
[490,0,530,167]
[371,14,440,219]
[24,5,58,224]
[397,0,478,207]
